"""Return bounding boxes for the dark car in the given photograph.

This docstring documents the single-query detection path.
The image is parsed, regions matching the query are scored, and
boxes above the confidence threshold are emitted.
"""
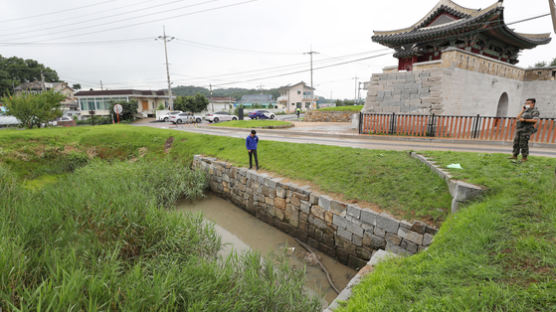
[248,110,276,120]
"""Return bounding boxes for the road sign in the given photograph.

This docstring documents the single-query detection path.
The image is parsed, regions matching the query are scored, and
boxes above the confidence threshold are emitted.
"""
[113,104,123,114]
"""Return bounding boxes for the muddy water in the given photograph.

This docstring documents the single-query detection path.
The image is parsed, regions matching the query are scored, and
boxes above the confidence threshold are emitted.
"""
[177,194,356,304]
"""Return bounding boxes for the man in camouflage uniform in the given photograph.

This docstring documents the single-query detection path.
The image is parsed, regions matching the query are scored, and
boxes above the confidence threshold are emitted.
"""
[510,98,540,162]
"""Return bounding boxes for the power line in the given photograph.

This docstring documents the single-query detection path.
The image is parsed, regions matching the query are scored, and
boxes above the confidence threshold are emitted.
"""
[173,49,391,82]
[0,0,154,34]
[0,0,203,38]
[0,37,154,47]
[0,0,118,24]
[2,0,226,42]
[18,0,260,42]
[212,52,392,87]
[174,38,300,55]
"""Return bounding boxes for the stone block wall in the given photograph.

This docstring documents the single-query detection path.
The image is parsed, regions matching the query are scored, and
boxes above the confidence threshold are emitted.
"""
[363,69,443,115]
[363,48,556,118]
[304,110,355,122]
[441,48,525,81]
[193,155,437,268]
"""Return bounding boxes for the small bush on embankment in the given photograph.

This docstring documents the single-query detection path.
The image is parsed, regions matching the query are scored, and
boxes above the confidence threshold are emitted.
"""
[0,160,320,311]
[317,105,363,112]
[338,153,556,312]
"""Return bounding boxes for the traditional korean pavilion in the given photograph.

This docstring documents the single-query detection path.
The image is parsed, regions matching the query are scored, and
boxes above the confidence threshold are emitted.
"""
[372,0,551,71]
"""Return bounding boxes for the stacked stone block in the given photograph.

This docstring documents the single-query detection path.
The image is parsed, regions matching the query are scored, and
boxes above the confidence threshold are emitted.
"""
[304,110,355,122]
[363,69,444,115]
[193,155,438,269]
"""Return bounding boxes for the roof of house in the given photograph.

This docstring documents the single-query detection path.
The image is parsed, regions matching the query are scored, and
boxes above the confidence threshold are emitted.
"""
[237,94,274,104]
[279,81,315,91]
[14,81,71,91]
[209,96,234,102]
[372,0,551,49]
[74,89,169,97]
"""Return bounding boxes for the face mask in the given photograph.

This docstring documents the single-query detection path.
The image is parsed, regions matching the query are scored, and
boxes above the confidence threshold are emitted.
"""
[525,105,531,109]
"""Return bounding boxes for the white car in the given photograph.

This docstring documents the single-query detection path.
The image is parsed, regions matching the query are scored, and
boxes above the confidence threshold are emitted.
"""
[48,116,73,126]
[170,112,203,124]
[205,112,238,123]
[159,111,183,122]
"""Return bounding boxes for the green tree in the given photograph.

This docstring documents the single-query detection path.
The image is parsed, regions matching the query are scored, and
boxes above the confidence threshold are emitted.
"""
[2,90,64,128]
[72,83,81,90]
[0,55,59,96]
[335,99,356,106]
[109,100,138,121]
[174,93,209,113]
[550,57,556,67]
[534,61,547,68]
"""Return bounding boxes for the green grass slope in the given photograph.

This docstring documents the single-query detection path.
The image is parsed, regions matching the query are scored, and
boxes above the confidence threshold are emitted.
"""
[0,125,452,223]
[338,152,556,311]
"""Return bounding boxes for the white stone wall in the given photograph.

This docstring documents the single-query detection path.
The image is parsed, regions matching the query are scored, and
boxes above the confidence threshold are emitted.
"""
[523,81,556,118]
[364,67,556,118]
[440,68,525,117]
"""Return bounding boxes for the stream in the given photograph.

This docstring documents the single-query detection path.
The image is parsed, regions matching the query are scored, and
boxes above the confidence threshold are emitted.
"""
[177,194,356,304]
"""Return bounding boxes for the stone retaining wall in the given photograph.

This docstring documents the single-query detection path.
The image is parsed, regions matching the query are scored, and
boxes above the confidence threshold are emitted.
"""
[305,110,355,122]
[193,155,438,268]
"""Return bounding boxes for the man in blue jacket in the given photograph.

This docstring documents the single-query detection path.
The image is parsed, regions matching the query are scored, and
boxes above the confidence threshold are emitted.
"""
[246,130,259,170]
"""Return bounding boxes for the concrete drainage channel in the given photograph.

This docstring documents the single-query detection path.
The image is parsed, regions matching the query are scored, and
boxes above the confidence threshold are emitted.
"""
[409,152,486,212]
[193,155,457,310]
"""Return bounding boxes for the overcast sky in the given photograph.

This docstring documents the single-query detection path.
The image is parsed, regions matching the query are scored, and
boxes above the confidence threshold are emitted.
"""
[1,0,554,99]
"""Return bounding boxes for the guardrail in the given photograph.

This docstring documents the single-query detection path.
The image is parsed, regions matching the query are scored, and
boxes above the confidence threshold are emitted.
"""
[359,113,556,143]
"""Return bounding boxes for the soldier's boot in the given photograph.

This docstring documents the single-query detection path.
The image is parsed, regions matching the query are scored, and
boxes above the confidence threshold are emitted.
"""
[521,157,528,162]
[508,155,518,160]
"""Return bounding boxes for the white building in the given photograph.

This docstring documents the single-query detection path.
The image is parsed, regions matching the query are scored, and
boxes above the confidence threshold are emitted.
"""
[74,89,172,118]
[15,81,78,115]
[208,96,235,112]
[277,82,317,113]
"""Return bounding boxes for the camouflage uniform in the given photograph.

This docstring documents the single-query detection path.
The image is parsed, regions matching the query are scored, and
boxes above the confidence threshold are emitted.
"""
[512,107,540,158]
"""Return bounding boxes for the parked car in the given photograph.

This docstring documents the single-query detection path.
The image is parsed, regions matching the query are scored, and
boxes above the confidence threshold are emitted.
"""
[171,112,204,124]
[205,112,238,123]
[48,116,73,126]
[159,111,182,122]
[248,110,276,120]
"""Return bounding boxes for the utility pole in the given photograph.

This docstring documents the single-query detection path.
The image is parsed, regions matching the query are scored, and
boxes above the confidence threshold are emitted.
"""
[157,26,175,110]
[304,48,320,110]
[40,70,45,91]
[352,76,358,105]
[550,0,556,33]
[209,84,214,112]
[100,80,103,91]
[357,81,362,105]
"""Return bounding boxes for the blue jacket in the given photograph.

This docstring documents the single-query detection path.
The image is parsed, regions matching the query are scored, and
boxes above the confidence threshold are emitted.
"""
[246,135,259,150]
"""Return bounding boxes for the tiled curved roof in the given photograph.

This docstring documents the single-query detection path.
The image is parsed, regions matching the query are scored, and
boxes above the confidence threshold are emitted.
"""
[373,0,493,36]
[372,0,551,49]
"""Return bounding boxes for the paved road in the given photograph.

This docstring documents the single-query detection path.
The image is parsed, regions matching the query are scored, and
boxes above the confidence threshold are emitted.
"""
[276,114,304,121]
[135,122,556,158]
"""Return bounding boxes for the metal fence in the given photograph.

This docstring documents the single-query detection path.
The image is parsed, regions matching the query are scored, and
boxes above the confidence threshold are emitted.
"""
[359,113,556,144]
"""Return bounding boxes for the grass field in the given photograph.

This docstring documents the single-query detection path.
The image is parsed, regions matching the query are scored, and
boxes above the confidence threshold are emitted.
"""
[209,120,293,129]
[317,105,363,112]
[338,152,556,312]
[2,125,553,311]
[0,125,452,223]
[0,131,320,311]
